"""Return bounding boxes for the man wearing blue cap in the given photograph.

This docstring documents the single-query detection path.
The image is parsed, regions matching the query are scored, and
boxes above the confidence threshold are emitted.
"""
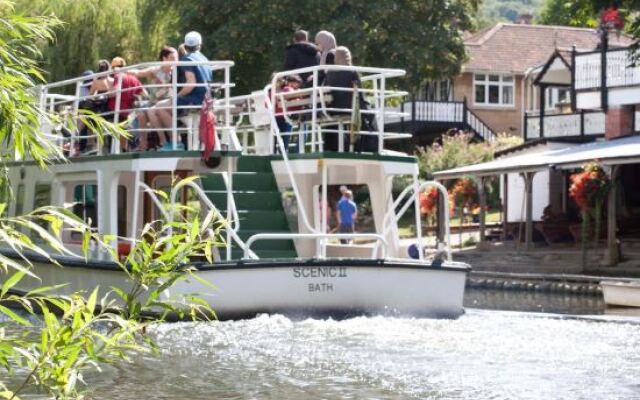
[177,31,212,107]
[156,31,212,150]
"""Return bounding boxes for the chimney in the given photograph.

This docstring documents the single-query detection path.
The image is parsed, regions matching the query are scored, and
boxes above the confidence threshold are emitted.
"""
[516,13,533,25]
[605,105,635,140]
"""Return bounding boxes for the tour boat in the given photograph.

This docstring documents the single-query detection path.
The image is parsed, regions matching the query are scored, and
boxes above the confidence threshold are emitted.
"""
[601,280,640,308]
[1,60,470,319]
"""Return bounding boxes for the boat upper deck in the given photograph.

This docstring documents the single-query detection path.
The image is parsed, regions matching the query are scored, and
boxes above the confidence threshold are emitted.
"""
[17,61,412,167]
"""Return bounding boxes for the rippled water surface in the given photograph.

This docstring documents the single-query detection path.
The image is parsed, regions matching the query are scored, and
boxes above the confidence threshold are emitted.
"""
[79,308,640,399]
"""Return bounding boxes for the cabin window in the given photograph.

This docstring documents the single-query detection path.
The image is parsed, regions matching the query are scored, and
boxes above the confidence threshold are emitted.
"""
[14,184,24,216]
[72,184,98,229]
[34,184,52,210]
[33,184,52,232]
[117,186,127,238]
[474,74,514,107]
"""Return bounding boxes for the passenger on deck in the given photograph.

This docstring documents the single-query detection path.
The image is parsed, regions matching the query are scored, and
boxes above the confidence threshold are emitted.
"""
[105,59,145,151]
[178,43,187,59]
[283,30,319,85]
[315,30,337,86]
[273,74,302,152]
[315,31,336,66]
[89,60,113,98]
[153,31,212,151]
[130,46,178,150]
[323,46,361,152]
[111,57,126,69]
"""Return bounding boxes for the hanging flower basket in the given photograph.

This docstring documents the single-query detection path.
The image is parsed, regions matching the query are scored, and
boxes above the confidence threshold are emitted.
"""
[569,163,610,211]
[568,162,611,267]
[599,7,625,37]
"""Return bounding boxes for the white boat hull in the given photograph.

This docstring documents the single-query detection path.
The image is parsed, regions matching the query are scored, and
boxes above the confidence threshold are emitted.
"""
[601,280,640,308]
[8,253,469,319]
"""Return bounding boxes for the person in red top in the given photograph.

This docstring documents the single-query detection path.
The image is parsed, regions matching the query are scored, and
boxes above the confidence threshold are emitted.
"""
[106,72,144,121]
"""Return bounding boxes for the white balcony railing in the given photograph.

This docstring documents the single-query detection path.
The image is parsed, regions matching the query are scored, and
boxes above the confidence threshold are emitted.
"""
[575,48,640,90]
[524,111,605,139]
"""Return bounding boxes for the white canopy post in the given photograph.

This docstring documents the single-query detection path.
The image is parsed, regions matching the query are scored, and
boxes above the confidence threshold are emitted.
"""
[501,173,509,241]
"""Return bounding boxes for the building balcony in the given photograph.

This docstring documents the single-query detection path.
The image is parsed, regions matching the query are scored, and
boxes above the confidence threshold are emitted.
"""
[524,110,604,140]
[574,47,640,109]
[386,100,496,142]
[525,109,640,141]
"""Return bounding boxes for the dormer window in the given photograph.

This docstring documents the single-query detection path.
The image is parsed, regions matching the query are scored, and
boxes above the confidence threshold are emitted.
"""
[474,74,514,107]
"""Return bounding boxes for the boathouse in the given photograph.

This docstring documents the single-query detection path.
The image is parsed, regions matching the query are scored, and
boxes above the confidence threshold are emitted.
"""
[435,41,640,267]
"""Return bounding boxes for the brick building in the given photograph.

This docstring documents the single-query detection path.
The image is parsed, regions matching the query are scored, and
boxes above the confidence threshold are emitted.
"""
[388,22,633,146]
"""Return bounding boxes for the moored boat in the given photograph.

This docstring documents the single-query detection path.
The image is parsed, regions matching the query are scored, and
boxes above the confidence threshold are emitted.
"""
[601,280,640,308]
[1,60,470,319]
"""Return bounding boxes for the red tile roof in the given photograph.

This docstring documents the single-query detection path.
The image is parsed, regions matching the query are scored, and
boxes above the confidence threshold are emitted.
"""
[463,23,634,74]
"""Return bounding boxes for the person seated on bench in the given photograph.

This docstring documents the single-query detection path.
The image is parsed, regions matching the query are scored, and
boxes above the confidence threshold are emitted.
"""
[272,75,302,152]
[153,31,211,151]
[323,46,360,152]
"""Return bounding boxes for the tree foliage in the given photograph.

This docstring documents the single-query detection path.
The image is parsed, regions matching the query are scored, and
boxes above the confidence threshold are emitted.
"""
[537,0,600,27]
[479,0,543,26]
[416,131,522,180]
[22,0,480,93]
[13,0,145,82]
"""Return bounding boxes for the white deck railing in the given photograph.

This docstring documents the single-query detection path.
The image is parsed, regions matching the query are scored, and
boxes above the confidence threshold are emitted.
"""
[35,60,235,158]
[524,111,605,140]
[575,48,640,90]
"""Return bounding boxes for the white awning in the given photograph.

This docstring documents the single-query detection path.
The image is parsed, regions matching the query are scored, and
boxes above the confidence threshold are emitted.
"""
[434,135,640,179]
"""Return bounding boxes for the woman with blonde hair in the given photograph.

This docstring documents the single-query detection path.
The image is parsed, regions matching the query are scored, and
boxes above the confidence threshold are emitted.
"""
[111,56,126,69]
[324,46,362,152]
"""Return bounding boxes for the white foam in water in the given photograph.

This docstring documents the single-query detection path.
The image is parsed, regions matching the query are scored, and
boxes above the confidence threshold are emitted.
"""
[79,311,640,399]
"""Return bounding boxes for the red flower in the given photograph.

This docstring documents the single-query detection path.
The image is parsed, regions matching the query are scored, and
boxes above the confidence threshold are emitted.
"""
[569,163,611,211]
[601,7,625,31]
[419,187,439,215]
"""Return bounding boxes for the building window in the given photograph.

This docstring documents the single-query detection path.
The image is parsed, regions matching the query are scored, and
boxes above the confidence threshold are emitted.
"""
[474,74,514,106]
[545,87,570,110]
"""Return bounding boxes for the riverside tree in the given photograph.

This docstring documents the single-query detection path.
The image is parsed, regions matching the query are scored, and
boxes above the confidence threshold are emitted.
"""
[0,2,223,398]
[139,0,481,92]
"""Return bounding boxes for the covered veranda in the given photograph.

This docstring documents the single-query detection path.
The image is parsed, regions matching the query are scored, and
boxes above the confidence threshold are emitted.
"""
[434,135,640,268]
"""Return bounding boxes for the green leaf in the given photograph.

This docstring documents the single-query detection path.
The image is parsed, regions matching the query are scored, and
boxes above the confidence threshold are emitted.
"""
[0,304,31,326]
[1,271,25,297]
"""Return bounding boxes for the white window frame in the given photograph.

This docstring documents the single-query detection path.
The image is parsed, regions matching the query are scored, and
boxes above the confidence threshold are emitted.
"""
[473,73,515,107]
[545,87,570,111]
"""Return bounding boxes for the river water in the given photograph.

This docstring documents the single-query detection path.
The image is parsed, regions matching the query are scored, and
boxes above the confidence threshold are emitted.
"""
[69,290,640,400]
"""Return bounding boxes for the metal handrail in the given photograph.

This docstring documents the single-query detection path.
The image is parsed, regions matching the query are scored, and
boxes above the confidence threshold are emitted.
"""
[244,232,388,259]
[38,60,236,156]
[169,179,258,260]
[262,84,317,234]
[384,180,452,262]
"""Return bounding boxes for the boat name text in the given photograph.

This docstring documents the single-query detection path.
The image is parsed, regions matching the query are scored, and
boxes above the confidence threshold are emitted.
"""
[293,267,347,278]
